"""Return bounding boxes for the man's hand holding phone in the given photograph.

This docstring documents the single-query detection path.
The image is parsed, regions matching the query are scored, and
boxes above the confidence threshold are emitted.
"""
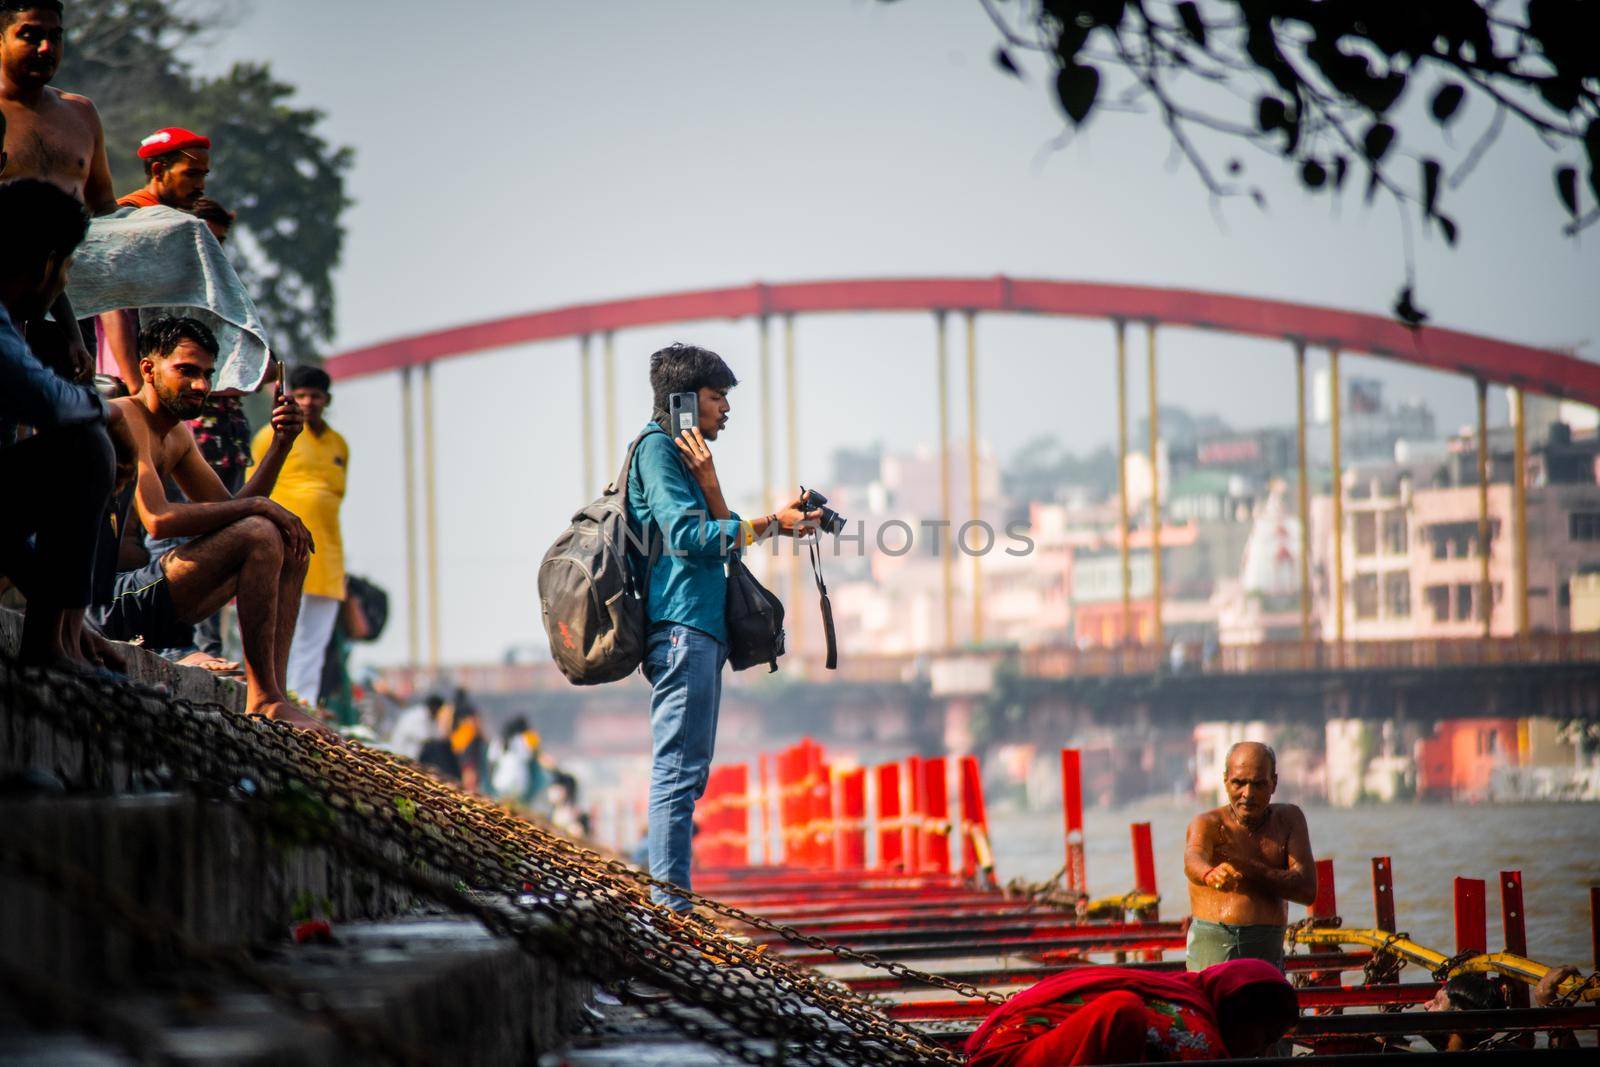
[268,358,304,448]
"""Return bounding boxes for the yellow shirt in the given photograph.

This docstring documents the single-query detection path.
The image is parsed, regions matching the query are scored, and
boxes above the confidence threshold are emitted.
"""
[250,423,349,599]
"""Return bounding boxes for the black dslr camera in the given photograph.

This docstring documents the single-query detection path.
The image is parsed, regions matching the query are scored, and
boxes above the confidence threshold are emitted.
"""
[799,487,847,536]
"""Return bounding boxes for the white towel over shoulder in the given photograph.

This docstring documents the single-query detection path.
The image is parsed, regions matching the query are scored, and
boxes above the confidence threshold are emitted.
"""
[66,205,272,393]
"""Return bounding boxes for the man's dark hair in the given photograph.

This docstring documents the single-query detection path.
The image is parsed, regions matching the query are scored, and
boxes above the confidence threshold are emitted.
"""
[289,365,331,393]
[141,150,184,179]
[138,316,219,361]
[0,179,88,279]
[425,693,445,713]
[1443,973,1507,1012]
[501,714,529,744]
[192,197,235,232]
[649,343,738,425]
[0,2,64,31]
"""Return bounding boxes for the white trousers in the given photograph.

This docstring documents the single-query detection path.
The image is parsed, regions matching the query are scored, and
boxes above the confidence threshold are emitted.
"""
[286,593,341,707]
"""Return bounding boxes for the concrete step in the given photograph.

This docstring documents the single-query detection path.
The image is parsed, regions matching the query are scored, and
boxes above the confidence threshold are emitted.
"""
[544,1002,754,1067]
[3,916,589,1066]
[0,792,418,990]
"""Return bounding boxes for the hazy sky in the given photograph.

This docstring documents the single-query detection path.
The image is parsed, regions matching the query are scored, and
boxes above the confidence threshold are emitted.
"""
[192,1,1599,666]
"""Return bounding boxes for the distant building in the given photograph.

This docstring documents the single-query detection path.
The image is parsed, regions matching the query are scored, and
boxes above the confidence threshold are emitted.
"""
[1319,416,1600,638]
[1310,373,1440,466]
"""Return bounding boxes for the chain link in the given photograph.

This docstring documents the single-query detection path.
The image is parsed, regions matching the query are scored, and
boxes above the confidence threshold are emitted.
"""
[1,661,990,1064]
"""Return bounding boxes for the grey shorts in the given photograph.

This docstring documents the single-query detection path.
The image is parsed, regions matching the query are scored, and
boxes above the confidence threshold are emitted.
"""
[88,552,193,651]
[1186,918,1287,972]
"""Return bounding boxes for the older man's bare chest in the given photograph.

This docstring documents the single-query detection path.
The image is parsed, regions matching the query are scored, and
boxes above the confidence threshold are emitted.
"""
[1,94,93,196]
[1219,808,1292,870]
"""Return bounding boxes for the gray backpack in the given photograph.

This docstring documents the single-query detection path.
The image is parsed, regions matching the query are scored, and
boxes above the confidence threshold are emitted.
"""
[538,429,661,685]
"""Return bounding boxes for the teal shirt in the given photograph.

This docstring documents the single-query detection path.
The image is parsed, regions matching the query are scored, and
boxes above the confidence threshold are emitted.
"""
[626,423,743,645]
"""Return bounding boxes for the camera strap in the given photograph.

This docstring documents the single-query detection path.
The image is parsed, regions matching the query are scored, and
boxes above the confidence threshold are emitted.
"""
[806,537,838,671]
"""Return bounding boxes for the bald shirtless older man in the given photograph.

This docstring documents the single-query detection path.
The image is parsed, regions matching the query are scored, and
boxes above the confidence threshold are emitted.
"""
[0,1,115,380]
[1183,741,1317,971]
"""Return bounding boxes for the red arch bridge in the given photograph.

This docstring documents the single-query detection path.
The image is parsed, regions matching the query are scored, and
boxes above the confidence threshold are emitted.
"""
[325,276,1600,681]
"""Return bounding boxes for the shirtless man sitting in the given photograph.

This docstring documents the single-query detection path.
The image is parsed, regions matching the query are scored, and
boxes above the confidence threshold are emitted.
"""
[0,1,116,380]
[92,316,326,732]
[1183,741,1317,971]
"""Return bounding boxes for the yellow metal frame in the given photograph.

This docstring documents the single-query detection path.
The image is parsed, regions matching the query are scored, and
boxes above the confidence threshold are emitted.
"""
[1291,926,1598,999]
[1084,891,1161,919]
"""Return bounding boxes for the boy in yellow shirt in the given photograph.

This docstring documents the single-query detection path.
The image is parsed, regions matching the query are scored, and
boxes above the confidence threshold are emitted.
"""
[250,365,347,706]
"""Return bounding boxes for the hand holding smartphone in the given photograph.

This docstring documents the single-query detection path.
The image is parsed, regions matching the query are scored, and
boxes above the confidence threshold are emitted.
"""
[668,390,698,437]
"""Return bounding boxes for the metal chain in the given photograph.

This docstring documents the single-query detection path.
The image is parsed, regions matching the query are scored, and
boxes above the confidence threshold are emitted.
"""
[1362,931,1408,1006]
[1430,948,1480,983]
[1,661,967,1065]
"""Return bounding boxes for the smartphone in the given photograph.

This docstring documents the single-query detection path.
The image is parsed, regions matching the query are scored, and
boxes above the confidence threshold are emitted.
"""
[668,391,698,437]
[270,356,285,401]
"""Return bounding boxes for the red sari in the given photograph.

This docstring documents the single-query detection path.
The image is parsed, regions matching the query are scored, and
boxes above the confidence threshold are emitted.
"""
[965,959,1293,1066]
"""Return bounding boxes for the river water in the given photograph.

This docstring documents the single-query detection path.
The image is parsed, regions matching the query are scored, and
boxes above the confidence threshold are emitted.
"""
[987,800,1600,966]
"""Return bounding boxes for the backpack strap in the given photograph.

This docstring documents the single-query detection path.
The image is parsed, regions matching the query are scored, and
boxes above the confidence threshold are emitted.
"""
[605,424,666,497]
[613,425,668,601]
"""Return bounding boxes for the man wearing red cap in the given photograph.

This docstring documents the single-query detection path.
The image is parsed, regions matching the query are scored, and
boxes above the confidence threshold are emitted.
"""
[98,128,213,403]
[119,127,210,211]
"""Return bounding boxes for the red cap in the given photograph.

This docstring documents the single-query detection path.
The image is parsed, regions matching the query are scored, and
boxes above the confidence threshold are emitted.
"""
[136,127,211,160]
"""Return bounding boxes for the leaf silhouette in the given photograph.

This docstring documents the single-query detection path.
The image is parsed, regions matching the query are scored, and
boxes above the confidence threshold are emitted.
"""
[1394,286,1429,328]
[1056,63,1100,125]
[1555,165,1578,216]
[1363,122,1395,163]
[1430,83,1465,125]
[1177,1,1207,47]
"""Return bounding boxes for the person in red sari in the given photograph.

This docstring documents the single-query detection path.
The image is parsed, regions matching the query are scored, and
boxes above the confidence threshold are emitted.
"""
[966,959,1298,1066]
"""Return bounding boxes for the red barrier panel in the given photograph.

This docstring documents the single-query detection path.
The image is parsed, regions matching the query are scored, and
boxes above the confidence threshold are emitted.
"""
[834,767,867,870]
[875,762,905,871]
[805,741,833,868]
[1311,858,1338,921]
[1131,822,1158,900]
[1061,749,1087,895]
[1500,870,1529,1008]
[757,753,773,866]
[1454,876,1487,956]
[1372,857,1397,933]
[693,764,750,869]
[905,755,924,876]
[920,756,951,875]
[959,755,992,882]
[1592,887,1600,972]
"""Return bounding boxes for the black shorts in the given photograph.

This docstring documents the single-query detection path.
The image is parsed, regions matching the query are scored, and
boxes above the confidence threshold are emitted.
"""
[88,552,193,651]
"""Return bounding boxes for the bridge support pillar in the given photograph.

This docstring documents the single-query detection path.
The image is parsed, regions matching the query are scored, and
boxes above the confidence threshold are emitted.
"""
[602,331,617,479]
[421,360,441,673]
[1147,323,1163,649]
[1476,378,1492,638]
[579,334,594,494]
[1511,387,1530,636]
[937,311,955,649]
[965,310,983,644]
[784,313,801,653]
[400,365,420,669]
[1295,341,1311,646]
[1114,319,1132,645]
[1329,347,1345,651]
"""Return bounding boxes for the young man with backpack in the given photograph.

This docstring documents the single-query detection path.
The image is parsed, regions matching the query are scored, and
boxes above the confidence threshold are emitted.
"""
[627,343,816,911]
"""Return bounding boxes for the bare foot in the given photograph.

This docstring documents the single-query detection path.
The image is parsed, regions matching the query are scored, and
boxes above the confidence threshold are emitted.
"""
[79,629,129,674]
[177,650,241,673]
[251,699,338,739]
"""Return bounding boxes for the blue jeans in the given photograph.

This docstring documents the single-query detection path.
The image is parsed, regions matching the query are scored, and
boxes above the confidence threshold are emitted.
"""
[643,623,726,911]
